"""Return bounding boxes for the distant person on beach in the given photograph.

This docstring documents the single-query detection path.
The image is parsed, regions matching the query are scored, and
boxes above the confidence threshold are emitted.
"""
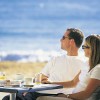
[37,34,100,100]
[2,28,89,100]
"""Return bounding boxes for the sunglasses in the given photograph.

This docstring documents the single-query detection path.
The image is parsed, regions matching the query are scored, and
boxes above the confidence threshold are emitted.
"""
[62,36,71,40]
[82,45,90,49]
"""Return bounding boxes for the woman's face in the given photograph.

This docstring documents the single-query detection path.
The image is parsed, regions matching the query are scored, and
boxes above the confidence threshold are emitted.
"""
[82,42,91,57]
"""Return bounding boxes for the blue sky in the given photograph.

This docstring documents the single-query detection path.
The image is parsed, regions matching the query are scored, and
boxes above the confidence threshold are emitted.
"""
[0,0,100,51]
[0,0,100,35]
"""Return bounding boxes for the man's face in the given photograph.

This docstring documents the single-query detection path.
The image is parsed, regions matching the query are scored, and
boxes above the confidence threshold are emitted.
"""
[60,31,71,50]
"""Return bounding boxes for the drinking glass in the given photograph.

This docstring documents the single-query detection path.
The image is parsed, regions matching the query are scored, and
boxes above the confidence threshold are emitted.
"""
[34,73,42,85]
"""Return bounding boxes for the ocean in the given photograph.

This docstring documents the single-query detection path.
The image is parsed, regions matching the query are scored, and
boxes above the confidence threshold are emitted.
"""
[0,0,100,62]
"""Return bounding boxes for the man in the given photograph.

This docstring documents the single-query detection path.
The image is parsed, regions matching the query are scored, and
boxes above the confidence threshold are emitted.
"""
[2,28,88,100]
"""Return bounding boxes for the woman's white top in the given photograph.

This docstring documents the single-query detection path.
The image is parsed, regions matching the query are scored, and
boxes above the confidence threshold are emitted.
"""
[73,64,100,100]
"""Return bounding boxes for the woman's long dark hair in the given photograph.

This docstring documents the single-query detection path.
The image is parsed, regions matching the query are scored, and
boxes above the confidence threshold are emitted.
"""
[85,34,100,70]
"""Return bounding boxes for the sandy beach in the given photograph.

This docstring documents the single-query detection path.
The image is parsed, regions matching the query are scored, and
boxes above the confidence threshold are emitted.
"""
[0,61,46,78]
[0,61,46,99]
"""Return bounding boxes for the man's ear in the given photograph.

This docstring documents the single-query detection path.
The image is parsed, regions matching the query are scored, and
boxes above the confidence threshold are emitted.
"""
[70,39,74,45]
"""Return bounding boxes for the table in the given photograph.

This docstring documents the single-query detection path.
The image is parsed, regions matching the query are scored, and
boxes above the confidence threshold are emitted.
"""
[0,84,63,100]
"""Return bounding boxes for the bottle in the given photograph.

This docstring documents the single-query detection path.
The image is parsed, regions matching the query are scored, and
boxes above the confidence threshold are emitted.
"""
[0,72,6,80]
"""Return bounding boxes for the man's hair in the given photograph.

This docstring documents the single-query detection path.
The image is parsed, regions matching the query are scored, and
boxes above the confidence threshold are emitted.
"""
[67,28,84,48]
[85,34,100,70]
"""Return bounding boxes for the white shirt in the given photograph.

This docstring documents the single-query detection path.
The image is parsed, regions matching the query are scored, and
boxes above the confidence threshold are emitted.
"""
[38,55,89,94]
[73,64,100,100]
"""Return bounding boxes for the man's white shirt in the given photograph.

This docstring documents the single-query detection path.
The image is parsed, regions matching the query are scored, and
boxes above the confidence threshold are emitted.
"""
[38,55,89,94]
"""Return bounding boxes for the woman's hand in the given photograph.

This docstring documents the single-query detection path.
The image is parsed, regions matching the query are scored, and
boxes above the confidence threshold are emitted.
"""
[57,93,67,98]
[41,80,51,84]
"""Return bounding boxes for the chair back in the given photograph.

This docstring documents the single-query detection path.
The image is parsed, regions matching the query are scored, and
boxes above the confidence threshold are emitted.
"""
[93,86,100,100]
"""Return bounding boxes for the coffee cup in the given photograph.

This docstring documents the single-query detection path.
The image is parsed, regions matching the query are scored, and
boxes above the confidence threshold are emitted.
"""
[14,74,24,80]
[24,77,33,85]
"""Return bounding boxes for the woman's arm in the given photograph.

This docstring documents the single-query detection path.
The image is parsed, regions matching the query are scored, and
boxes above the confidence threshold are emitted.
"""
[67,78,100,100]
[42,71,81,88]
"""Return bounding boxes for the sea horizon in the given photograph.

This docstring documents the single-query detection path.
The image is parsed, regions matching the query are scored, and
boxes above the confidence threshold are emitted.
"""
[0,0,100,62]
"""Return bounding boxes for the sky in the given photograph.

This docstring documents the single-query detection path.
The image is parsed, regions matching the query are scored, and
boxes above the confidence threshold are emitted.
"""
[0,0,100,51]
[0,0,100,34]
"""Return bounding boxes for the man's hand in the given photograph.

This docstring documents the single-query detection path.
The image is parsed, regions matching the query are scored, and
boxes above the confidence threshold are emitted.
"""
[41,74,48,82]
[23,92,28,96]
[41,75,48,81]
[40,74,51,84]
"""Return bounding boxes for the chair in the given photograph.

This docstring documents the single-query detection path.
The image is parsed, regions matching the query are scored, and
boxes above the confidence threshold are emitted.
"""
[36,87,100,100]
[93,86,100,100]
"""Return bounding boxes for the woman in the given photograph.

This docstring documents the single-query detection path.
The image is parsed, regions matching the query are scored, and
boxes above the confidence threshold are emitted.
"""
[37,34,100,100]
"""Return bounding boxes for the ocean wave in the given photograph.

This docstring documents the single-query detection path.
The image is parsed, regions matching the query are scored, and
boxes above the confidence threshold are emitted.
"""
[0,49,64,62]
[0,49,86,62]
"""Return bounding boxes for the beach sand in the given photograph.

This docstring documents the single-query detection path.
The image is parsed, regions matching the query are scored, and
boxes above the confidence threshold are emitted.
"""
[0,61,46,99]
[0,61,46,78]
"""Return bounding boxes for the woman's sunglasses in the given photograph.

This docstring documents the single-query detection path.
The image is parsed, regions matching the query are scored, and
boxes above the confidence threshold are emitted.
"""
[82,45,90,49]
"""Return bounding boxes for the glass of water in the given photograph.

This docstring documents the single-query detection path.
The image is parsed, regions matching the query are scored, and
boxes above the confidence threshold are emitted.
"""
[34,73,42,85]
